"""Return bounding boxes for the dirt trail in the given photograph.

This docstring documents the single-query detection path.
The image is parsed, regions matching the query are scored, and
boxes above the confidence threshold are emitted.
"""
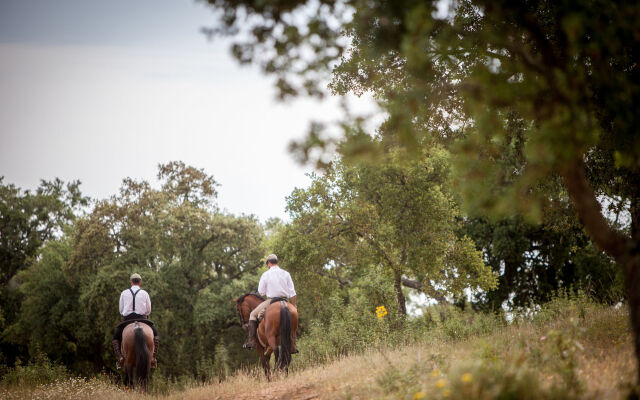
[216,383,319,400]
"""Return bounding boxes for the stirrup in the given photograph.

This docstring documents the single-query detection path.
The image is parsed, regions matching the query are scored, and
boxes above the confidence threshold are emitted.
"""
[243,338,256,350]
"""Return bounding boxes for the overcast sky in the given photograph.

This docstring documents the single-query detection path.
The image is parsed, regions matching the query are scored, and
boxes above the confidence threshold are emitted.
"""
[0,0,376,221]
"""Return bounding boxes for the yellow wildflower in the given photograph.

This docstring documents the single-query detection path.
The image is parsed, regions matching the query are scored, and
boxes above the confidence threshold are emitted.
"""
[431,368,440,377]
[435,378,447,389]
[443,389,451,397]
[461,373,473,383]
[376,306,388,318]
[412,391,426,400]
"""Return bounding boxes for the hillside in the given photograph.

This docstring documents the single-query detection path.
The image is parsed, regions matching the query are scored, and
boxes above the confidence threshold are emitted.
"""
[1,299,635,400]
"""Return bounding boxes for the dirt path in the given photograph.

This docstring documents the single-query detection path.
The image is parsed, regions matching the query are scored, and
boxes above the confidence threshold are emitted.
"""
[215,383,319,400]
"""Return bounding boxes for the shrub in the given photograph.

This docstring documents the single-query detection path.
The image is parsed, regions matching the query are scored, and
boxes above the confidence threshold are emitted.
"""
[1,352,69,387]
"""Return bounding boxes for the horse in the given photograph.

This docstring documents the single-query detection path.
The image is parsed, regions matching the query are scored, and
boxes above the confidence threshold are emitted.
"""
[121,321,154,390]
[233,293,298,380]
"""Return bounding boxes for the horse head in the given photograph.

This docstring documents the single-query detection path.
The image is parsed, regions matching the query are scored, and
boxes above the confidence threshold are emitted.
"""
[233,293,264,331]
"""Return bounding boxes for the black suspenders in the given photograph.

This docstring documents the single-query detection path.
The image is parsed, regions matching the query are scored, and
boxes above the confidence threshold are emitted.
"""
[129,288,141,313]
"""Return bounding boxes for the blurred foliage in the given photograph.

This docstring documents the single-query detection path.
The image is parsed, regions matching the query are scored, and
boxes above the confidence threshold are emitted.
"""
[205,0,640,380]
[464,215,624,310]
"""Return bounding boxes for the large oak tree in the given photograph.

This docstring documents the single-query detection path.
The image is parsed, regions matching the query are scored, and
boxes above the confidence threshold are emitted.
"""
[205,0,640,380]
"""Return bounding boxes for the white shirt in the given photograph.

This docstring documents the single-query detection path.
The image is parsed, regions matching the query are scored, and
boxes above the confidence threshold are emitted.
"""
[258,266,296,298]
[119,285,152,316]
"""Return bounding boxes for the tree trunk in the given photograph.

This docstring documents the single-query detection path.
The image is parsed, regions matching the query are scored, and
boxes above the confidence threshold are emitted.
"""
[393,270,407,316]
[561,159,640,383]
[627,194,640,384]
[624,254,640,384]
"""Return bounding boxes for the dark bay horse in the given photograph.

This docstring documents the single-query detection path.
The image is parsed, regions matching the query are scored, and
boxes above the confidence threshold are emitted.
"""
[121,322,153,390]
[234,293,298,380]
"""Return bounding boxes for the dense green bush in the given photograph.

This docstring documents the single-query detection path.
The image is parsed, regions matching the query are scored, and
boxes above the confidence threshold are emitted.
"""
[1,352,69,387]
[295,293,507,370]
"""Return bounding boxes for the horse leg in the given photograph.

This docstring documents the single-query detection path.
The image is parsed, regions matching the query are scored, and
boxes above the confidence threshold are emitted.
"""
[126,365,134,389]
[257,343,270,381]
[267,335,279,376]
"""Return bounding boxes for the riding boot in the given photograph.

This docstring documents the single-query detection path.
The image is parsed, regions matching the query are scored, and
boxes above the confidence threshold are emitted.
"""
[244,320,258,350]
[151,337,159,368]
[112,339,124,370]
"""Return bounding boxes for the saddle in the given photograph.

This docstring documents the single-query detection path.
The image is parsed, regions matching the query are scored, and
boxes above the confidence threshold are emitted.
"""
[256,298,289,323]
[116,318,155,332]
[256,299,291,349]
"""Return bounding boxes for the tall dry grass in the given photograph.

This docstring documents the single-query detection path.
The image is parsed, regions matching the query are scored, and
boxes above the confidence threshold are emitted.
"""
[1,297,636,399]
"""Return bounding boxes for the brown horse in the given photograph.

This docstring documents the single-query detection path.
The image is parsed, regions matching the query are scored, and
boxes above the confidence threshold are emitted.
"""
[121,322,154,390]
[234,293,298,380]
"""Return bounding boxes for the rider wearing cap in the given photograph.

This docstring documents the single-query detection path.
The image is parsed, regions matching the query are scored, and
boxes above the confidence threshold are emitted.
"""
[111,273,160,369]
[245,254,298,352]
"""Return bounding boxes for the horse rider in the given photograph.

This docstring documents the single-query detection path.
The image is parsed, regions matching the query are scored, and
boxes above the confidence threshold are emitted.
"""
[245,254,298,353]
[111,273,160,369]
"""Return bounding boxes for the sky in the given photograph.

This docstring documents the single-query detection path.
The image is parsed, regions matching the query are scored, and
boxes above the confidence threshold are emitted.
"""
[0,0,376,221]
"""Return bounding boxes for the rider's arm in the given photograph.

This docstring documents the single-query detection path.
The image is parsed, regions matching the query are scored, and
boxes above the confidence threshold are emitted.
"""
[286,273,296,306]
[119,291,125,315]
[257,274,267,297]
[146,291,152,316]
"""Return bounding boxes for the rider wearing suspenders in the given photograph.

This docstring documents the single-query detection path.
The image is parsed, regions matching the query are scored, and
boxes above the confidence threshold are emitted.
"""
[111,273,160,369]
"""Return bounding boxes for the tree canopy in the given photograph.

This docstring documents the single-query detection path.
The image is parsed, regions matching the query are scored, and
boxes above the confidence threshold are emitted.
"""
[204,0,640,381]
[277,146,496,316]
[4,163,265,378]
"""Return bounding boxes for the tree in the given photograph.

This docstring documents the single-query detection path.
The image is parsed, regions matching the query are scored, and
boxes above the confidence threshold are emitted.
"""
[0,177,87,366]
[7,163,265,377]
[0,177,86,286]
[205,0,640,381]
[277,148,496,316]
[464,215,623,310]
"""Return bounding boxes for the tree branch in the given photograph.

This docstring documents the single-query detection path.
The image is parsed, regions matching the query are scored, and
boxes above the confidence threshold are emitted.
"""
[312,267,352,288]
[198,231,217,254]
[228,261,262,281]
[560,158,630,262]
[401,278,449,304]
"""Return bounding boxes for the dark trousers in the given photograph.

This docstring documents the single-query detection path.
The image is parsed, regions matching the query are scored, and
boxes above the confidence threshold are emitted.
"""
[112,313,158,342]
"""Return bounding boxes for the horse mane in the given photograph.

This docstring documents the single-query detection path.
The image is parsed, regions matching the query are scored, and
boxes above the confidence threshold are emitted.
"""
[237,292,265,304]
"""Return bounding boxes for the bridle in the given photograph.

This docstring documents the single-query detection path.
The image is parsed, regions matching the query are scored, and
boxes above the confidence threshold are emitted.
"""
[236,300,248,330]
[236,293,264,329]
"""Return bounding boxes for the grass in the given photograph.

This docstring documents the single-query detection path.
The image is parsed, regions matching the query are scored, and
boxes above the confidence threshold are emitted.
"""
[1,299,636,399]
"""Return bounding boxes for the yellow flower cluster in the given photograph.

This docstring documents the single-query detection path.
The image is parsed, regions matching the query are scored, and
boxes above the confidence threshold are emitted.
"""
[376,305,388,318]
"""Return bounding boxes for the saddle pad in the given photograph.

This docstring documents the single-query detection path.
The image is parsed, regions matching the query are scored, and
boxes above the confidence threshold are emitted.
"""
[116,318,155,331]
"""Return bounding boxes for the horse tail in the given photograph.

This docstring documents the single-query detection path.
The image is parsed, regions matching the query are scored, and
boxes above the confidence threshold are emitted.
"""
[134,325,150,387]
[278,301,292,368]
